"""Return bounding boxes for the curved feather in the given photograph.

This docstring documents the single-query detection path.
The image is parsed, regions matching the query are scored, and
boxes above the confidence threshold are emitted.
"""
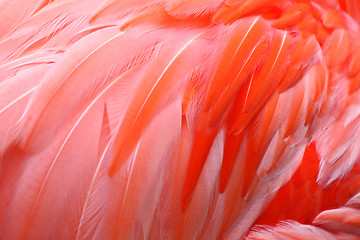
[109,27,215,175]
[20,26,159,151]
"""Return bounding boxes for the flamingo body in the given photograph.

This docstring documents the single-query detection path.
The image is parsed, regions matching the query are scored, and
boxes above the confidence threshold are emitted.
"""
[1,0,360,239]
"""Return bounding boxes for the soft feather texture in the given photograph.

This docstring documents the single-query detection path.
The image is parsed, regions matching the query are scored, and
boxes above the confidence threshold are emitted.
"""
[1,0,360,240]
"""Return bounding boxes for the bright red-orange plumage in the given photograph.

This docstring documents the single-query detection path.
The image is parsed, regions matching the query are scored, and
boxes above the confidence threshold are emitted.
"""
[1,0,360,239]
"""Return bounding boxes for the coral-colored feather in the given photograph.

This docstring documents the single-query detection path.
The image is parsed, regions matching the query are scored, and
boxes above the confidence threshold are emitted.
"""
[1,0,360,239]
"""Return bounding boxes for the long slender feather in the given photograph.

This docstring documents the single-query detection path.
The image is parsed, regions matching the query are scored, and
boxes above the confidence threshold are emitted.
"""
[109,28,212,175]
[20,27,159,151]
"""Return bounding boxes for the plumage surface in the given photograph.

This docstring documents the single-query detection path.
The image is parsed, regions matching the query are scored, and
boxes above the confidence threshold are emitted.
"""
[1,0,360,239]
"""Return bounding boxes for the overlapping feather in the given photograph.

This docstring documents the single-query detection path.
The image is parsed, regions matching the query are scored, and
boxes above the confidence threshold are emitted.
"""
[1,0,360,240]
